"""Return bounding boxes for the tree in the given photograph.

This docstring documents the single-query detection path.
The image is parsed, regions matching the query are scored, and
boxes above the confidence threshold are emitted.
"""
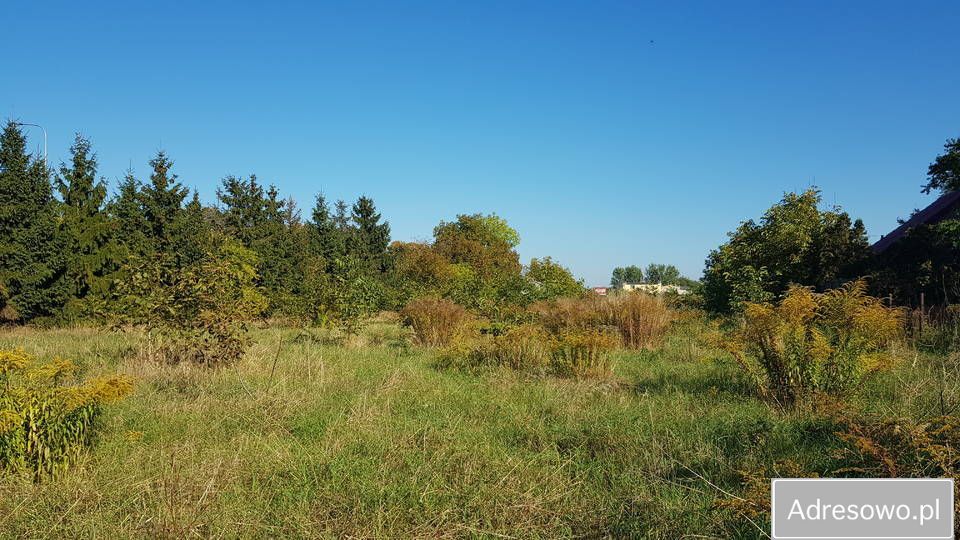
[109,169,150,260]
[0,122,67,321]
[644,264,682,285]
[923,137,960,194]
[610,266,644,288]
[218,174,266,245]
[433,213,522,277]
[702,189,871,314]
[55,134,119,312]
[140,151,188,256]
[526,257,584,300]
[350,195,390,271]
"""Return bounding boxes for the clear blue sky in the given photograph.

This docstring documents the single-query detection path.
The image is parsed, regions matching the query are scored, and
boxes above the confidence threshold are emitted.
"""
[5,1,959,285]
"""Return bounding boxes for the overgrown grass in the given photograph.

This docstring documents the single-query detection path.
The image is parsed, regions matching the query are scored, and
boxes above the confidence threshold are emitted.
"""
[0,319,955,537]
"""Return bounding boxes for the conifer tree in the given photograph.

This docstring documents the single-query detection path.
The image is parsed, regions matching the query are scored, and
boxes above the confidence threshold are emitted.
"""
[308,194,344,265]
[109,169,150,259]
[141,151,188,255]
[351,196,391,271]
[0,121,67,321]
[55,134,119,309]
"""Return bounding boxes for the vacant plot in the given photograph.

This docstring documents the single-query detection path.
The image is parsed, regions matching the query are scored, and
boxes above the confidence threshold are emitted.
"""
[0,321,955,538]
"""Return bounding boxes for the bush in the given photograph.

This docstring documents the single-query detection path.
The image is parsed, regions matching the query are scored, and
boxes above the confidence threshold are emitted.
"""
[118,240,267,366]
[400,297,468,347]
[0,349,132,480]
[549,329,618,378]
[725,281,904,407]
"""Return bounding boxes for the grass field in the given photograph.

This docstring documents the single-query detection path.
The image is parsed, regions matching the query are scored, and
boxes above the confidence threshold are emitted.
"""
[0,320,954,538]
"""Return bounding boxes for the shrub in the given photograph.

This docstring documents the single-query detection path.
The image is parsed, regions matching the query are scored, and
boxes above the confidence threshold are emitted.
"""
[118,240,267,366]
[0,349,132,480]
[549,329,618,378]
[725,281,904,407]
[400,297,468,347]
[599,292,674,349]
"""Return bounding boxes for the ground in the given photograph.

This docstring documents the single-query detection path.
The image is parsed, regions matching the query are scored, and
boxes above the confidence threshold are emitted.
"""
[0,321,950,538]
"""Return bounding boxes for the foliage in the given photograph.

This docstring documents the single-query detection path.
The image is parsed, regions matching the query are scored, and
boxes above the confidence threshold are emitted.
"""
[873,218,960,306]
[725,281,904,407]
[433,213,521,278]
[55,134,121,320]
[610,265,643,288]
[400,297,469,347]
[350,196,391,272]
[923,137,960,194]
[702,189,871,314]
[0,348,132,479]
[117,240,267,366]
[525,257,584,301]
[643,263,681,285]
[0,121,68,322]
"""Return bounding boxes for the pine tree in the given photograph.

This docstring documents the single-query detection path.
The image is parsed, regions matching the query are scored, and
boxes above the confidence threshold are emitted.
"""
[0,121,67,321]
[55,134,119,310]
[350,196,390,271]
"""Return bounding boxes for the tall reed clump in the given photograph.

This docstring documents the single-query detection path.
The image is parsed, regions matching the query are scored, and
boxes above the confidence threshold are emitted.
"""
[400,297,468,347]
[438,324,550,373]
[725,281,904,407]
[599,293,675,349]
[0,349,133,480]
[549,329,619,378]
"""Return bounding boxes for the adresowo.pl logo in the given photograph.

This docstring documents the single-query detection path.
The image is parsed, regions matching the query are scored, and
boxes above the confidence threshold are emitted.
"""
[771,478,954,540]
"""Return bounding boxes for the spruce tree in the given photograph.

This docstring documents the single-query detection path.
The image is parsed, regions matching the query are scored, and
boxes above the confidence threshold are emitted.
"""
[109,169,151,260]
[308,194,344,265]
[350,196,390,271]
[141,151,188,255]
[55,134,119,309]
[0,121,67,321]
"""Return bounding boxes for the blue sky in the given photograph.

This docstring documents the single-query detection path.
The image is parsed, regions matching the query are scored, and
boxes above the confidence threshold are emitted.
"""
[5,1,959,285]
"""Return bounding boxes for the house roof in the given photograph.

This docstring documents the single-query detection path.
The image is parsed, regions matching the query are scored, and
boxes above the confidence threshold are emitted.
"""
[872,190,960,253]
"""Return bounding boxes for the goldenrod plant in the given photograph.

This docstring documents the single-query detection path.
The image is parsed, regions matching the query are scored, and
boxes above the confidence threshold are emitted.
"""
[726,280,904,407]
[0,349,132,480]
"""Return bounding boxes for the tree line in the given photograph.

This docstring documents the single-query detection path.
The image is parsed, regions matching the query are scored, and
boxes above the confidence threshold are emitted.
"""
[0,121,584,326]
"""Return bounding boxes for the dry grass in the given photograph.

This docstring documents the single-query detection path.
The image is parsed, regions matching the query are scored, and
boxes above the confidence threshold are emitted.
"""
[400,297,469,347]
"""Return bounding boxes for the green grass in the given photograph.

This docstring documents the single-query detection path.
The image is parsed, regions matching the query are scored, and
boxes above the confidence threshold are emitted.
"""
[0,322,954,538]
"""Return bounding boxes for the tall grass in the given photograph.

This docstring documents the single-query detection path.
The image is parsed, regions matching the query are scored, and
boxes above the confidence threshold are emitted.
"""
[531,292,675,349]
[400,297,468,347]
